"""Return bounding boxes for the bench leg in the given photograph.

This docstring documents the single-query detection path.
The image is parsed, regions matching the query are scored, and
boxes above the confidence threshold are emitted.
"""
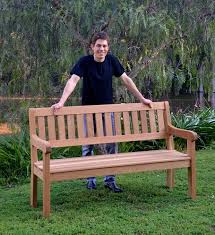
[43,152,51,218]
[43,178,51,218]
[187,140,196,199]
[188,166,196,199]
[31,173,38,208]
[166,169,174,189]
[31,145,38,208]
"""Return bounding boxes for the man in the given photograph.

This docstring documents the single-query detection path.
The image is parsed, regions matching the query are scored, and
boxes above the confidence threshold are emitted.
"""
[52,31,152,192]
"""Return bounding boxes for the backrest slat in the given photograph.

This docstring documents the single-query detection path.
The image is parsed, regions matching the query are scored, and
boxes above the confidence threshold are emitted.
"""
[47,116,56,140]
[123,111,131,135]
[57,115,66,139]
[164,101,174,150]
[95,113,104,137]
[67,115,76,138]
[149,110,156,133]
[104,112,113,136]
[157,110,165,132]
[140,110,148,133]
[131,111,139,134]
[86,113,95,137]
[38,116,46,140]
[77,114,85,138]
[114,112,122,135]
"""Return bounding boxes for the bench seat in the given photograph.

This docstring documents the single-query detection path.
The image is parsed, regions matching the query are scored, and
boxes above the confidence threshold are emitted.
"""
[34,150,190,181]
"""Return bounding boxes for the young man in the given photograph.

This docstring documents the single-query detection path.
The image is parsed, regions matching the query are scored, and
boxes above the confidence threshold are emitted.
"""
[52,31,152,192]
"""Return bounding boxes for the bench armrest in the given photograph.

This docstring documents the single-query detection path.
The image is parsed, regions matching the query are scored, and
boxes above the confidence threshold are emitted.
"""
[31,134,52,153]
[167,124,198,142]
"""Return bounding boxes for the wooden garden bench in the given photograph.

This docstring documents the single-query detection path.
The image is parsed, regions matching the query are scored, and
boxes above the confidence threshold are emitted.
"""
[29,101,198,217]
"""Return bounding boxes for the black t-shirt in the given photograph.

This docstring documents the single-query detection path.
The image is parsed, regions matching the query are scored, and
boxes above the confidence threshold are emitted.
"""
[70,54,124,105]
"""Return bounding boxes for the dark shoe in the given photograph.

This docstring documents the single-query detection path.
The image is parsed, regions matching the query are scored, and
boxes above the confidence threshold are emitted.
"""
[87,181,96,190]
[104,182,123,193]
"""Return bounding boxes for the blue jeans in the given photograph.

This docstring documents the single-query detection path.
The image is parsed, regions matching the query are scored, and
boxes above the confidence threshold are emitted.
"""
[82,113,117,183]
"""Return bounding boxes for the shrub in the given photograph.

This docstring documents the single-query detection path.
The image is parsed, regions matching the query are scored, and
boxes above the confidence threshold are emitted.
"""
[0,129,30,185]
[0,128,82,185]
[171,107,215,149]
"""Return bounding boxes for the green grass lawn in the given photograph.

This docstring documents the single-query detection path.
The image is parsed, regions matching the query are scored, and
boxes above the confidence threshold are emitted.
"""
[0,149,215,235]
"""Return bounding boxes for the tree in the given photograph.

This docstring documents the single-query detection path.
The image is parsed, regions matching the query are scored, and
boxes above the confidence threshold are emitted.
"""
[0,0,214,104]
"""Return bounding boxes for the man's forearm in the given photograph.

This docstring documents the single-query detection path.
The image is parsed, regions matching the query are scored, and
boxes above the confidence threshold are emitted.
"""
[126,81,145,102]
[120,73,152,106]
[122,75,145,102]
[59,76,79,105]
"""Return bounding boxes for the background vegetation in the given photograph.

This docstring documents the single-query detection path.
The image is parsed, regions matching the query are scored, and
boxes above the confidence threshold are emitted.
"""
[0,0,215,104]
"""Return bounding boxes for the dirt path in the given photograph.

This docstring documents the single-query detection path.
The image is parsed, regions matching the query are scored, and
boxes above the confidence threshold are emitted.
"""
[0,123,13,134]
[0,96,59,101]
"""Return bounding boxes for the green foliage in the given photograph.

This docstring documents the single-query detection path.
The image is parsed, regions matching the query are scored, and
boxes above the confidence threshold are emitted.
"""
[119,140,165,152]
[0,127,82,185]
[0,130,30,185]
[172,107,215,149]
[0,0,215,99]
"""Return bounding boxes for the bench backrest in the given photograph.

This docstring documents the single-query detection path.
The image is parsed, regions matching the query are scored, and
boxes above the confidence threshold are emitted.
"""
[29,102,172,148]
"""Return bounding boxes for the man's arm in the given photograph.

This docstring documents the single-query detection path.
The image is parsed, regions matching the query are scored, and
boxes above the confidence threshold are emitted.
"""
[120,72,152,107]
[51,74,80,111]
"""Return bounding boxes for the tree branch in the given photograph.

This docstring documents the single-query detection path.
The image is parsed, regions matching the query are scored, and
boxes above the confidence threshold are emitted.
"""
[128,35,187,79]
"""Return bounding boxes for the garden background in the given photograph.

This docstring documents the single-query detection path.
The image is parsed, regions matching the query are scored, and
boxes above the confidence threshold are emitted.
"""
[0,1,215,234]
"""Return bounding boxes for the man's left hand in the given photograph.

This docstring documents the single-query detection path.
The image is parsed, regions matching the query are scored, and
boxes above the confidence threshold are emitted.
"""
[142,98,152,108]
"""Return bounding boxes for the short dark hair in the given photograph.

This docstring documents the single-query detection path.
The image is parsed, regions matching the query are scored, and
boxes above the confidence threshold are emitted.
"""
[91,31,110,45]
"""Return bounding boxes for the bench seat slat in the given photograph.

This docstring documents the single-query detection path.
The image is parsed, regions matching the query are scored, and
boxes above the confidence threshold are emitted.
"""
[48,161,190,182]
[36,155,189,173]
[35,150,183,165]
[34,150,190,173]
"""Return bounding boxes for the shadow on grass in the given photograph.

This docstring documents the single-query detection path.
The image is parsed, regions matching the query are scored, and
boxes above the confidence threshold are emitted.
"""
[43,173,193,214]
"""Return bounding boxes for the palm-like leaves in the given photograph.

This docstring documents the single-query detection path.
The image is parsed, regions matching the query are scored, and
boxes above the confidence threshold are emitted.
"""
[172,108,215,148]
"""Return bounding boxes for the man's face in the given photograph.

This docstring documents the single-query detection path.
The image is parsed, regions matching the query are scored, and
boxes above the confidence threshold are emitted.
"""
[91,39,109,62]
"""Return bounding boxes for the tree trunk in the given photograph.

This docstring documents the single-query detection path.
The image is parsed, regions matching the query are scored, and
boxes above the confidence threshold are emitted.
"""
[211,69,215,108]
[198,74,204,107]
[195,65,205,108]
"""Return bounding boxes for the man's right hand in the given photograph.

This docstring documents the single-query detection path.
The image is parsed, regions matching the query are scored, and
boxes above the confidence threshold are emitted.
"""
[51,101,64,113]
